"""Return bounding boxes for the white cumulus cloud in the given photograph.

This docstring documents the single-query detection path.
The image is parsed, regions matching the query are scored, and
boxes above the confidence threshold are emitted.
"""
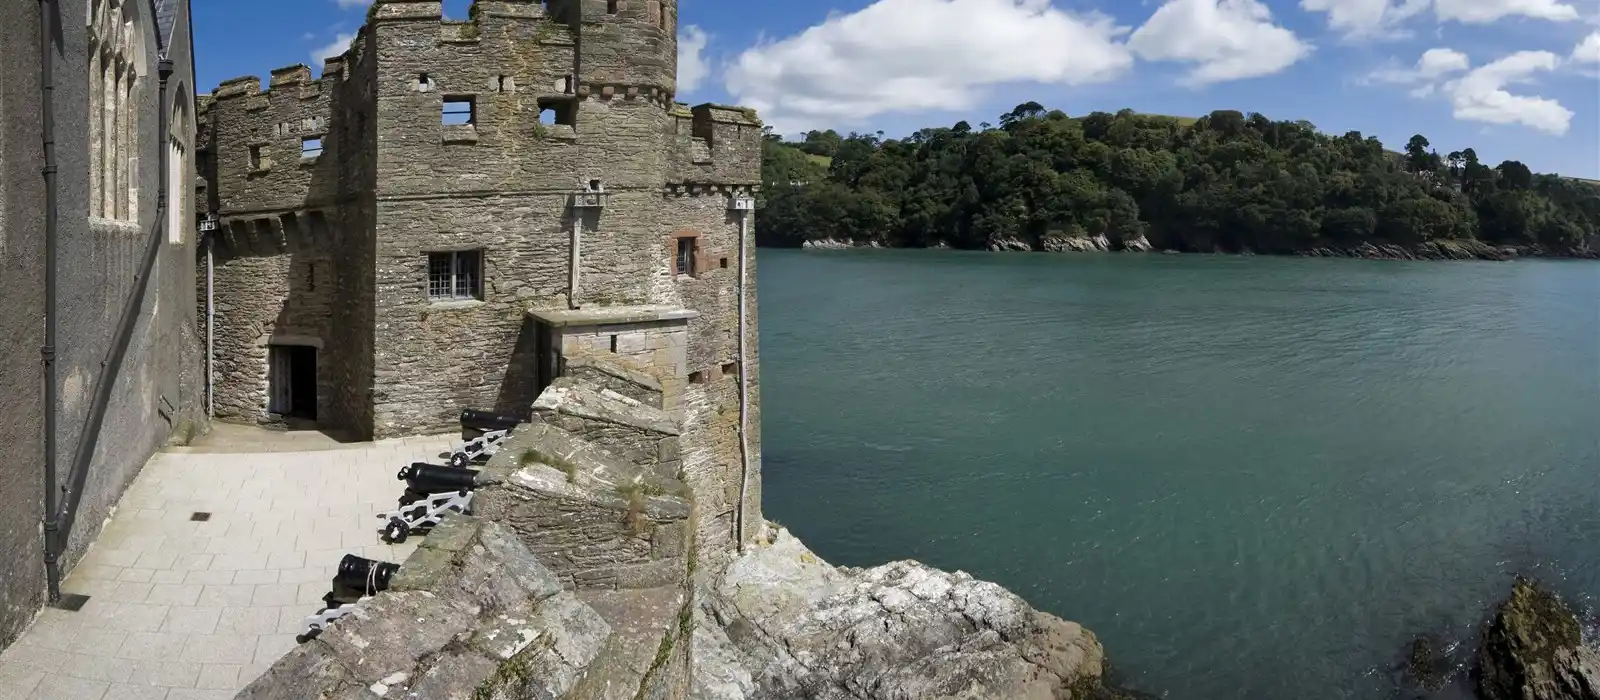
[312,32,358,67]
[1573,30,1600,62]
[1127,0,1313,85]
[678,25,711,94]
[1433,0,1580,23]
[1445,51,1573,134]
[1365,48,1574,134]
[333,0,368,9]
[1300,0,1430,39]
[1302,0,1582,38]
[1366,47,1470,83]
[723,0,1133,132]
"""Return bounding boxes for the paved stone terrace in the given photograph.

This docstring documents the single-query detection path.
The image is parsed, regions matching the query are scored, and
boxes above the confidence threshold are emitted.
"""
[0,429,455,700]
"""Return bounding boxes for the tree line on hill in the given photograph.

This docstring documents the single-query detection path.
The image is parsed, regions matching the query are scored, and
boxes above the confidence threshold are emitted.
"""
[756,104,1600,257]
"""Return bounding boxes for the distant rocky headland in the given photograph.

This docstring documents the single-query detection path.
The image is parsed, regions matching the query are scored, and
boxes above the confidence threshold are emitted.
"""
[795,233,1600,261]
[758,105,1600,261]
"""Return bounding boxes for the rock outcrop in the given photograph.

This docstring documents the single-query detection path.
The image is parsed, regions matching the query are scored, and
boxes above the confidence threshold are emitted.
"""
[1478,577,1600,700]
[802,239,883,250]
[1041,233,1112,253]
[692,526,1111,700]
[235,518,612,700]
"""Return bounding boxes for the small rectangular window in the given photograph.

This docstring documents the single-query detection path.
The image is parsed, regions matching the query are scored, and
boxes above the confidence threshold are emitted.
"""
[496,75,513,92]
[675,237,697,277]
[427,250,483,301]
[689,370,708,385]
[442,96,475,126]
[248,145,263,170]
[721,362,738,377]
[719,257,729,269]
[301,137,323,159]
[538,98,576,127]
[607,0,618,13]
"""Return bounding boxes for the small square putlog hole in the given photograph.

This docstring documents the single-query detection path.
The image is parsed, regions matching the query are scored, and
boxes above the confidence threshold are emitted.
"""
[190,512,212,522]
[53,593,91,612]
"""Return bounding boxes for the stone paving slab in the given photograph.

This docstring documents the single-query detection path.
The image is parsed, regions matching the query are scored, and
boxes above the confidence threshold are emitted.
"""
[0,431,456,700]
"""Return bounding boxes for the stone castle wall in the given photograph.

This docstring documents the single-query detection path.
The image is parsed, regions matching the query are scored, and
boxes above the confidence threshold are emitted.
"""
[203,0,763,547]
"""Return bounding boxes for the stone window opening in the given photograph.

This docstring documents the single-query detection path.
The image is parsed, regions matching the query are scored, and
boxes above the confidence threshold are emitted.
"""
[538,98,576,127]
[442,96,475,126]
[307,262,316,291]
[609,335,619,353]
[606,0,618,13]
[427,250,483,301]
[88,0,146,222]
[689,370,708,385]
[719,257,728,269]
[248,145,264,171]
[418,73,433,92]
[301,137,323,159]
[168,86,192,245]
[675,237,697,277]
[588,179,603,191]
[496,75,514,93]
[721,362,738,378]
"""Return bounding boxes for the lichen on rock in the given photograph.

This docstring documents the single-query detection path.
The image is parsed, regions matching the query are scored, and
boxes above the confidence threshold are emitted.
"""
[1477,576,1600,700]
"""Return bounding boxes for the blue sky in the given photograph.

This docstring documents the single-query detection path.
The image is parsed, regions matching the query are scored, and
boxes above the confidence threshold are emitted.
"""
[194,0,1600,177]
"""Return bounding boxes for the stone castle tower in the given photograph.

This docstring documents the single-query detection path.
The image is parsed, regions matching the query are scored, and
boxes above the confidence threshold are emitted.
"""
[199,0,764,550]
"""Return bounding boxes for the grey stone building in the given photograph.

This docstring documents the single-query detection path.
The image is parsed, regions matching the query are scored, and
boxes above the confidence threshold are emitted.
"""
[202,0,764,555]
[0,0,202,654]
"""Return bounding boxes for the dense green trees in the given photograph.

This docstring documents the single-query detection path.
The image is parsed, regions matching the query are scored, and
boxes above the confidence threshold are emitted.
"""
[757,106,1600,256]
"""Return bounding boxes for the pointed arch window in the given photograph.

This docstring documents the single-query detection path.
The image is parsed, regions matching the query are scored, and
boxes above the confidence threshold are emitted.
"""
[88,0,146,223]
[168,87,192,244]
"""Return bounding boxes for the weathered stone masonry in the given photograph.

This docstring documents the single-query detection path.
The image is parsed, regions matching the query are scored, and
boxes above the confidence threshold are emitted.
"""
[202,0,763,550]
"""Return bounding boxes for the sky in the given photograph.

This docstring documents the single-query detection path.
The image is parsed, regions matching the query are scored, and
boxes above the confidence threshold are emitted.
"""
[193,0,1600,178]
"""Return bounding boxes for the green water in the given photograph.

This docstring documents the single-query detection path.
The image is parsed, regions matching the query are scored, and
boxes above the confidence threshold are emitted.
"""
[755,249,1600,699]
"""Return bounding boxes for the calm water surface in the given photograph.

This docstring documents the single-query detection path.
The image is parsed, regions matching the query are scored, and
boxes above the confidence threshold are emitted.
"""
[755,249,1600,699]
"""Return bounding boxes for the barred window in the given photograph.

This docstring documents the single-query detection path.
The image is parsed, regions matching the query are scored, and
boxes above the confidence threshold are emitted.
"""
[427,250,482,301]
[675,237,696,277]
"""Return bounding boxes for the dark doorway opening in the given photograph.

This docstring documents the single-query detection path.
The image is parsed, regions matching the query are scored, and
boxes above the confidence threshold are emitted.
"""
[534,321,559,396]
[269,344,318,420]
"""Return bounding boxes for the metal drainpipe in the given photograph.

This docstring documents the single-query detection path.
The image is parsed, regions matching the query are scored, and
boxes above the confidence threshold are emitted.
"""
[569,209,581,310]
[55,58,173,559]
[37,0,62,603]
[734,200,752,553]
[206,232,214,417]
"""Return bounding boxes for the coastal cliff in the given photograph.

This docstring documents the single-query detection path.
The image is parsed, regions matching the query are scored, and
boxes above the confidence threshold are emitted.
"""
[233,355,1125,700]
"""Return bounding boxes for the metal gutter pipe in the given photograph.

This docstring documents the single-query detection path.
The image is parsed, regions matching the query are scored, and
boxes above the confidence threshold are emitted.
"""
[734,201,752,553]
[37,0,62,603]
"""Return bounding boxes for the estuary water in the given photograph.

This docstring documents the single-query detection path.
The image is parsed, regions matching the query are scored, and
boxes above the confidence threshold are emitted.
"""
[755,248,1600,699]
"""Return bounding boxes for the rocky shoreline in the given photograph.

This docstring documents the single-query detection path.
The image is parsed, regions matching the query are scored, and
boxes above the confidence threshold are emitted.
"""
[1404,577,1600,700]
[796,237,1599,261]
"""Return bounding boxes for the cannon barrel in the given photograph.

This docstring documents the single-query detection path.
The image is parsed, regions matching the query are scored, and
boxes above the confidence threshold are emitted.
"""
[334,554,399,595]
[460,409,523,432]
[398,462,478,493]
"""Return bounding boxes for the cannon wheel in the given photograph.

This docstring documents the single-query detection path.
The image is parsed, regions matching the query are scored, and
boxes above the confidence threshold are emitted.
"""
[449,452,470,469]
[381,517,411,544]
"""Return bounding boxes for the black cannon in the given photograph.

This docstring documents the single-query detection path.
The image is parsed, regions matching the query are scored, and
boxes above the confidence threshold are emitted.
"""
[376,463,478,544]
[398,462,478,493]
[447,408,526,468]
[295,554,402,644]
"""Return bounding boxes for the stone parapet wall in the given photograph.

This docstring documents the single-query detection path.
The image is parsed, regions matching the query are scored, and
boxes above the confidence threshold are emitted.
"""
[473,418,692,591]
[237,516,612,700]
